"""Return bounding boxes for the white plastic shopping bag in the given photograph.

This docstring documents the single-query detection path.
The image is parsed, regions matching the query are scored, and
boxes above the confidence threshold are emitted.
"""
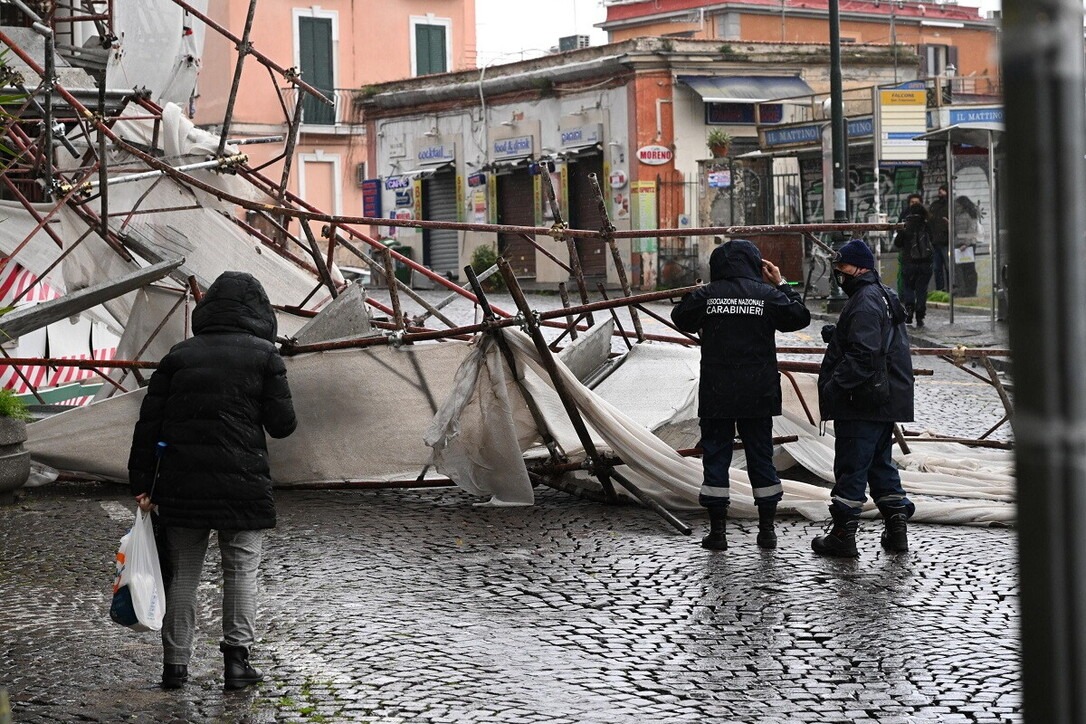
[109,508,166,632]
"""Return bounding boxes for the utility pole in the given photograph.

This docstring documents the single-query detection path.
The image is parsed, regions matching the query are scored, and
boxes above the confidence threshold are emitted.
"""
[825,0,850,313]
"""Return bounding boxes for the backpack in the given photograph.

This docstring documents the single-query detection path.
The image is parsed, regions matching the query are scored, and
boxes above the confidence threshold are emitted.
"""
[909,225,934,262]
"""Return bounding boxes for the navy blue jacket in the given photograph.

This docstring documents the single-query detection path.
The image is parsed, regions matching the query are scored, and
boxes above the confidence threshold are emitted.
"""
[818,271,914,422]
[128,272,297,530]
[671,240,811,419]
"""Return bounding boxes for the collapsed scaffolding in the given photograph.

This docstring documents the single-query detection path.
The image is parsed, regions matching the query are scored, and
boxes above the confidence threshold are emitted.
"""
[0,1,1015,532]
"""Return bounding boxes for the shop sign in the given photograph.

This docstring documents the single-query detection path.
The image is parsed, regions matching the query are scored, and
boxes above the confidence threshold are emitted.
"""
[361,179,382,218]
[637,145,673,165]
[609,169,627,189]
[394,189,413,207]
[559,124,603,150]
[493,135,534,160]
[467,172,487,187]
[708,170,732,189]
[416,142,455,165]
[384,175,411,190]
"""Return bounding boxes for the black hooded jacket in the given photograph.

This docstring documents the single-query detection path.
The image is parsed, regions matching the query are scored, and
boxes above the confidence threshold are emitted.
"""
[818,270,914,423]
[671,240,811,419]
[128,272,297,530]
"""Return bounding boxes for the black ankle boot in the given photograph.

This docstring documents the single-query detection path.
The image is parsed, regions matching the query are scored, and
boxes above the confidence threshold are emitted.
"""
[756,504,777,549]
[701,506,727,550]
[878,505,910,552]
[221,643,264,691]
[905,305,914,324]
[161,664,188,690]
[811,507,859,557]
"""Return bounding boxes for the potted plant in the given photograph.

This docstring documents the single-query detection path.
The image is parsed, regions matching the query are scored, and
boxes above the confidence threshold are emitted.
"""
[0,387,31,504]
[469,244,505,292]
[706,128,732,158]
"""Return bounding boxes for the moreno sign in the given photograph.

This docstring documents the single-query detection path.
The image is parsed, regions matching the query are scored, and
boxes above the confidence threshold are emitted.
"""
[637,145,673,165]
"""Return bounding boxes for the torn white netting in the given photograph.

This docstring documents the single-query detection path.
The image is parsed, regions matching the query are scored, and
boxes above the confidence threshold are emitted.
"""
[428,329,1015,526]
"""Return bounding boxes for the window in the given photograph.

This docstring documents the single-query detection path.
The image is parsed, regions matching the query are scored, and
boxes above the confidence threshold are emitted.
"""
[919,44,958,78]
[411,15,452,76]
[714,13,740,40]
[295,10,337,125]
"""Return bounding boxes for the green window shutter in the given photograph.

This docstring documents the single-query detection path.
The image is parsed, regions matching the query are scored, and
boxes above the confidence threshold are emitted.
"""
[415,24,447,75]
[298,16,335,124]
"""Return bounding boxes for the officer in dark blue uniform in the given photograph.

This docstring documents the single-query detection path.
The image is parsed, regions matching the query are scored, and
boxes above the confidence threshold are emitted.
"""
[672,240,811,550]
[814,239,916,557]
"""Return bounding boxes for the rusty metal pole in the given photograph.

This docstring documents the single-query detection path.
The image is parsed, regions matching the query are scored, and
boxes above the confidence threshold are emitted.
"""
[557,282,579,341]
[589,173,644,342]
[498,257,692,535]
[381,248,405,331]
[539,166,593,323]
[215,0,258,158]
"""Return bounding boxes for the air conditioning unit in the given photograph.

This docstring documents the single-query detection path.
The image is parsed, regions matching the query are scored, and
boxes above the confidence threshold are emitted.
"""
[355,162,367,187]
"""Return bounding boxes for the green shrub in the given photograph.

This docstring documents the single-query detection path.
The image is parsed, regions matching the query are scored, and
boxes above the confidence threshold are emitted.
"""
[469,244,504,291]
[927,290,949,303]
[0,388,30,420]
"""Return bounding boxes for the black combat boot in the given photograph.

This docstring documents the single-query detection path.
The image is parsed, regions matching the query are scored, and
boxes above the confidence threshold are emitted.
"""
[756,503,777,549]
[811,507,859,557]
[701,506,727,550]
[161,664,188,690]
[905,305,914,324]
[221,642,264,691]
[878,505,910,552]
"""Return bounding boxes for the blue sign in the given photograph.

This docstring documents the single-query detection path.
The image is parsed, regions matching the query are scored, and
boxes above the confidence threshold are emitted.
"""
[493,135,533,160]
[395,189,413,207]
[384,175,411,190]
[467,172,487,187]
[949,107,1003,125]
[763,116,873,149]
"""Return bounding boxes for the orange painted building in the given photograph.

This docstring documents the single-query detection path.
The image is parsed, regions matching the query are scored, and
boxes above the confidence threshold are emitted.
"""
[601,0,999,91]
[194,0,477,262]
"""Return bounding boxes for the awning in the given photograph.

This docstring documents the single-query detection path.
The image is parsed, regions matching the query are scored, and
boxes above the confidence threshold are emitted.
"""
[677,75,815,104]
[394,161,454,179]
[913,122,1003,148]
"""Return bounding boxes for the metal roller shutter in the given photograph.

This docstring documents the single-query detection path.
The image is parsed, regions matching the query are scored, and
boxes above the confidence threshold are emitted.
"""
[566,154,607,279]
[423,170,459,278]
[497,169,536,278]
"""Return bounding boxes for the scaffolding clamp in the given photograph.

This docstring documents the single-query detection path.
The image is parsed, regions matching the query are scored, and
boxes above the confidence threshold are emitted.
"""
[952,344,968,366]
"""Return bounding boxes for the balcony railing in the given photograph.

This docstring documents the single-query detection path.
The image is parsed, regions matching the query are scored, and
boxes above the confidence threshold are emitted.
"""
[282,87,362,127]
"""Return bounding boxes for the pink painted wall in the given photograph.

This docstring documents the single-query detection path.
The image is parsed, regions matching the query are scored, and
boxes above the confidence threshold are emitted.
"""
[191,1,475,262]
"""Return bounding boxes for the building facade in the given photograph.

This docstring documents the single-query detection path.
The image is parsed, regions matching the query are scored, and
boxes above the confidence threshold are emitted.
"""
[359,37,913,290]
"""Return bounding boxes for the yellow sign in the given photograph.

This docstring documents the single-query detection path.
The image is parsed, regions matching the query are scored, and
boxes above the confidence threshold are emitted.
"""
[880,89,926,106]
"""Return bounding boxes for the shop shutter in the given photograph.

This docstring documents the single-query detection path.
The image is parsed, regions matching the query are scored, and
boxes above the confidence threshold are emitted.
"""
[566,154,607,278]
[422,170,459,277]
[497,169,537,278]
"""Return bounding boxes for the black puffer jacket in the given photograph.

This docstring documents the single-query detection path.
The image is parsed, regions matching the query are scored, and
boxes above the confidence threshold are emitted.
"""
[128,272,297,530]
[818,271,914,423]
[671,240,811,419]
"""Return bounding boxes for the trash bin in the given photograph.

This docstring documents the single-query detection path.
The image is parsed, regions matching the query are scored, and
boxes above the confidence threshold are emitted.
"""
[373,239,413,286]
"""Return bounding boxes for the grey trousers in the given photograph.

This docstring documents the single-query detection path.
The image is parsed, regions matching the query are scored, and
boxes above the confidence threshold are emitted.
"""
[161,527,264,666]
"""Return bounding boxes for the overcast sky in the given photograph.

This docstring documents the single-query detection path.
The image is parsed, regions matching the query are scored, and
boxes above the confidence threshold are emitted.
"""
[474,0,1001,68]
[475,0,608,66]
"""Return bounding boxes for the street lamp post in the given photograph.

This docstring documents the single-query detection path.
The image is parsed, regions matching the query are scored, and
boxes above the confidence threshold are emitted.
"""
[825,0,850,312]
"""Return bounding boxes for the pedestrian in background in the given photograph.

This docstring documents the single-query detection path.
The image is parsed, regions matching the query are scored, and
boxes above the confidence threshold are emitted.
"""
[893,193,935,328]
[928,185,950,291]
[129,271,297,691]
[814,239,915,557]
[672,240,811,550]
[953,195,980,297]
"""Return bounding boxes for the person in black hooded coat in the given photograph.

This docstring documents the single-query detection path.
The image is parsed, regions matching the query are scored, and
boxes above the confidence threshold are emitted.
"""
[129,271,296,692]
[813,239,915,558]
[672,239,810,550]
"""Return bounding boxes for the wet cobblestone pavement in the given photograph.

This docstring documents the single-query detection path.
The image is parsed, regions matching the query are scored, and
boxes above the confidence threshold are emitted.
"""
[0,292,1017,723]
[1,480,1017,723]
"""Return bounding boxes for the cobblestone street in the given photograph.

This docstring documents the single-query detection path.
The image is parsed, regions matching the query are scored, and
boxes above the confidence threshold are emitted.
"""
[0,293,1018,723]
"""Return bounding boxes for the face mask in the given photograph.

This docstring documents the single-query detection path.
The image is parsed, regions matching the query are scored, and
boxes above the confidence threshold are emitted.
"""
[832,269,849,290]
[834,269,863,296]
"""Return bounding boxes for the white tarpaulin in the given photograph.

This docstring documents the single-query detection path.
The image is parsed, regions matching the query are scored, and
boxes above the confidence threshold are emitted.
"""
[425,331,1015,526]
